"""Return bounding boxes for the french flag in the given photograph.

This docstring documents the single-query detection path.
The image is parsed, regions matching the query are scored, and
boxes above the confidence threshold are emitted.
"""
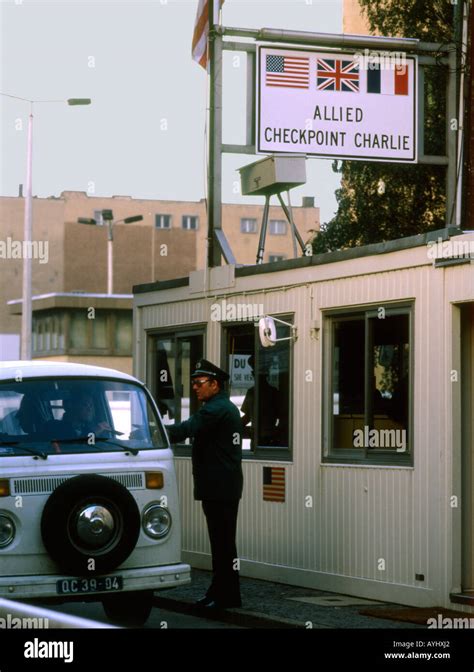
[367,64,409,95]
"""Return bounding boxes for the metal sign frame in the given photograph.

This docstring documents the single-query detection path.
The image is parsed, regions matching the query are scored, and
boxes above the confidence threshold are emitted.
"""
[207,23,458,267]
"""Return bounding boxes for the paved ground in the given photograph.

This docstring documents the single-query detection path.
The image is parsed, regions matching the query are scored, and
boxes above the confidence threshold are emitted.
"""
[39,598,244,629]
[153,568,426,629]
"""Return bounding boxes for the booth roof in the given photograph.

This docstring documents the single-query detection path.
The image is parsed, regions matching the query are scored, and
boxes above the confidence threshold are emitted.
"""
[133,226,468,295]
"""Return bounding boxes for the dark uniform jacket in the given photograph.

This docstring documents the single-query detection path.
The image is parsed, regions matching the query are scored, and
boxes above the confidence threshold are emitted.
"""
[167,391,243,501]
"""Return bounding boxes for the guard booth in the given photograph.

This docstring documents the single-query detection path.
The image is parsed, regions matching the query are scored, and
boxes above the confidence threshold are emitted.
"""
[133,228,474,611]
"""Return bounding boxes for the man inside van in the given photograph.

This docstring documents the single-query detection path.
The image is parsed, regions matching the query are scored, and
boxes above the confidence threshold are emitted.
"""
[167,359,243,610]
[61,393,113,438]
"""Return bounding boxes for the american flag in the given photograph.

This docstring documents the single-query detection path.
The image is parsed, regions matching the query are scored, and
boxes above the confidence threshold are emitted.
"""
[266,54,310,89]
[263,467,285,503]
[317,59,360,92]
[192,0,224,70]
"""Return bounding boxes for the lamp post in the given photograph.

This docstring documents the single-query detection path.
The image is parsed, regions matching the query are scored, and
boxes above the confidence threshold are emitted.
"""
[0,93,91,360]
[78,212,143,294]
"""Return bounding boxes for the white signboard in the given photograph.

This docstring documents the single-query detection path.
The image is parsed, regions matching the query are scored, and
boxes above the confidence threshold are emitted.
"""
[229,355,254,390]
[257,46,418,163]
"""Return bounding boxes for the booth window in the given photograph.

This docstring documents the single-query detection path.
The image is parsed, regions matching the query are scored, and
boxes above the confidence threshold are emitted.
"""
[148,330,204,450]
[225,317,292,459]
[324,305,412,465]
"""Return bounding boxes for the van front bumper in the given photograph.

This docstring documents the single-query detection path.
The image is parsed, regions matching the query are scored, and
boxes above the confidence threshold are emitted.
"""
[0,563,191,600]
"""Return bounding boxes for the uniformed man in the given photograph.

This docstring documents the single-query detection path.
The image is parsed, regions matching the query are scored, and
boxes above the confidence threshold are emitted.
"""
[167,359,243,609]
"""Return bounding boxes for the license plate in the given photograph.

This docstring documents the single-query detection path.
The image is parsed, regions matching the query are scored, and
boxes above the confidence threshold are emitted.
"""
[56,576,123,595]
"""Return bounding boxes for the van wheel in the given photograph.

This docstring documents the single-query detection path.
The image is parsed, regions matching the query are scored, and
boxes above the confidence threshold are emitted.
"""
[102,590,154,627]
[40,474,140,575]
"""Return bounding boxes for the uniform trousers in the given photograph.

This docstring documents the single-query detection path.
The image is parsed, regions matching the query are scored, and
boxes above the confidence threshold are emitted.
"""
[201,499,241,606]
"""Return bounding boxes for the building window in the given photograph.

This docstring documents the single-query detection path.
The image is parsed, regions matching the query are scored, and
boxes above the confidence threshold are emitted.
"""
[69,311,88,350]
[155,214,171,229]
[148,331,205,442]
[240,218,258,234]
[37,321,44,352]
[51,316,59,350]
[93,210,104,226]
[268,255,286,263]
[224,317,292,458]
[269,220,287,235]
[33,312,66,355]
[115,313,132,352]
[182,215,199,230]
[91,313,108,349]
[32,310,131,356]
[44,317,52,352]
[323,305,412,465]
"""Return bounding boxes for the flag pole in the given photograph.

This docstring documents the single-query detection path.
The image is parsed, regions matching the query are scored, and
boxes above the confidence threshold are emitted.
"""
[207,1,223,267]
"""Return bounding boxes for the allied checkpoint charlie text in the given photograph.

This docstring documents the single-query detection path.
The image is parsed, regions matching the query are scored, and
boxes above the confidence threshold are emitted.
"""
[264,104,411,151]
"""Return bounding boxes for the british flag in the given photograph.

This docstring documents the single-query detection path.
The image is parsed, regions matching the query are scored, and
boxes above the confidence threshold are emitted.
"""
[316,59,360,92]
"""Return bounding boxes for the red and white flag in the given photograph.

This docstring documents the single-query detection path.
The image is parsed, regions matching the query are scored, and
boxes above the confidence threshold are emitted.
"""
[192,0,224,70]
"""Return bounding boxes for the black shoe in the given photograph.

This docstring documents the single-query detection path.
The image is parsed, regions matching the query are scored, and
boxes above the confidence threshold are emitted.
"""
[199,600,225,610]
[200,599,241,610]
[195,596,214,607]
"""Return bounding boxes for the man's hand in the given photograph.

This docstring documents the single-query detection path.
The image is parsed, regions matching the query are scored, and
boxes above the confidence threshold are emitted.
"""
[94,421,114,436]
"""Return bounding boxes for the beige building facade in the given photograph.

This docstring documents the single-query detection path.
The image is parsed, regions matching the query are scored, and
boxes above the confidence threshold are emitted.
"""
[0,191,319,363]
[343,0,371,35]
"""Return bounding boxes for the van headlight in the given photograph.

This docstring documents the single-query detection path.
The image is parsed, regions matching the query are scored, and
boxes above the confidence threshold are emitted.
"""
[0,515,15,548]
[142,504,171,539]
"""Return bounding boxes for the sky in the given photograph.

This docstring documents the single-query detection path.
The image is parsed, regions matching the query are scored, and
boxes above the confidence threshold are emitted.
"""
[0,0,343,224]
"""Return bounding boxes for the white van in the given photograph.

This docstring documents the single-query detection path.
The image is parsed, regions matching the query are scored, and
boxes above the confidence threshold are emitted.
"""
[0,361,190,626]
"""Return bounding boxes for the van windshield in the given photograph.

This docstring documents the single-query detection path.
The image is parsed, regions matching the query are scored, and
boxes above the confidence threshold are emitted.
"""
[0,377,167,456]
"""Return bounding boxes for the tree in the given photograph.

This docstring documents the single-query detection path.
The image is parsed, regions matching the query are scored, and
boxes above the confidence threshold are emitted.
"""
[312,0,457,253]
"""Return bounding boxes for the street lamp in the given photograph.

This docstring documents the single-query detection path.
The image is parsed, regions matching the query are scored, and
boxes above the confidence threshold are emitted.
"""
[0,93,91,360]
[77,211,143,294]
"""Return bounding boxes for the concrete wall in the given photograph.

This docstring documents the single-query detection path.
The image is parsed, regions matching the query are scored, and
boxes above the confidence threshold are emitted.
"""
[62,221,197,294]
[40,354,133,376]
[0,196,66,335]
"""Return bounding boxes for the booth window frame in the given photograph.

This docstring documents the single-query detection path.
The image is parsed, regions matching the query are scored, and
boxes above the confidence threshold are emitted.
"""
[222,314,294,461]
[322,302,414,466]
[146,326,206,456]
